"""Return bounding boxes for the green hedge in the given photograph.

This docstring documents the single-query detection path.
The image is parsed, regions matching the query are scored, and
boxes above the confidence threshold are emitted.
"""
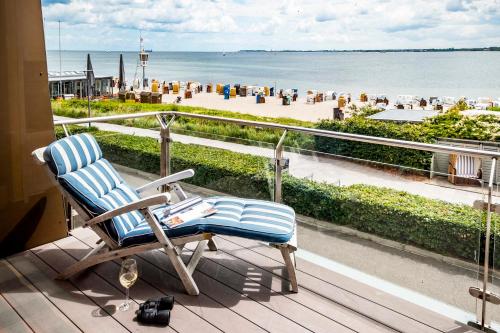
[314,117,433,170]
[55,127,499,266]
[282,177,487,262]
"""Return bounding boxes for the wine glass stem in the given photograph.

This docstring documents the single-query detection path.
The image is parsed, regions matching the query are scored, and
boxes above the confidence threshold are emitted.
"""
[125,287,129,306]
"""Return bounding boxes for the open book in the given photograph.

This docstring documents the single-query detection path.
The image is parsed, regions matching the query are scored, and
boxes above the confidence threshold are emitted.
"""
[162,196,217,228]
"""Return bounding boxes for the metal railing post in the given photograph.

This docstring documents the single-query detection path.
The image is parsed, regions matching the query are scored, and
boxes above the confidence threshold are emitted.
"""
[274,130,287,203]
[481,157,496,330]
[157,114,175,193]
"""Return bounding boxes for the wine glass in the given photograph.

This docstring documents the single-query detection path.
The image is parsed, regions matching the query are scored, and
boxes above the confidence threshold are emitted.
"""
[118,258,138,311]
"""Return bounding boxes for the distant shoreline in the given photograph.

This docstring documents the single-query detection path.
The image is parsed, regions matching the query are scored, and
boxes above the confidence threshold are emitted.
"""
[239,47,500,53]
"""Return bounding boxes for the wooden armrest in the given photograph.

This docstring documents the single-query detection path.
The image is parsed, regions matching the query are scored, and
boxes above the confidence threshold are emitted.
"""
[32,147,47,165]
[136,169,195,193]
[84,193,170,228]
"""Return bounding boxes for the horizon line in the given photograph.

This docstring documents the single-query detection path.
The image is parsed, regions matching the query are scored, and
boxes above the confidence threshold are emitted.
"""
[46,46,500,53]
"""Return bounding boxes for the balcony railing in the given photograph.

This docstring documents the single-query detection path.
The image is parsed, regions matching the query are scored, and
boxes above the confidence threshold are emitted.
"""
[54,111,500,331]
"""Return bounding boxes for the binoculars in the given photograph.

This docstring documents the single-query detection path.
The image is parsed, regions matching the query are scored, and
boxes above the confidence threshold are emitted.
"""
[136,296,174,326]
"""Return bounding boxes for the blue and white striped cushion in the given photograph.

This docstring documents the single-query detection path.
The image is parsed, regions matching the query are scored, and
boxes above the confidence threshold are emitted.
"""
[44,133,102,176]
[44,134,143,242]
[119,197,295,247]
[58,159,144,240]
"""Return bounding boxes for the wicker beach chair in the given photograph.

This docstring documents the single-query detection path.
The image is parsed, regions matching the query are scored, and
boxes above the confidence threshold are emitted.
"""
[448,154,482,186]
[32,133,298,295]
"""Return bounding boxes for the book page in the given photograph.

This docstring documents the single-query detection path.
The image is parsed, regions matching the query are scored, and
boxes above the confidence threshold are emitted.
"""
[164,202,216,228]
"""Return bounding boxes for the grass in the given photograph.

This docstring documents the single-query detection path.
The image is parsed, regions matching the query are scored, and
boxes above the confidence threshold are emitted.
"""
[52,99,316,149]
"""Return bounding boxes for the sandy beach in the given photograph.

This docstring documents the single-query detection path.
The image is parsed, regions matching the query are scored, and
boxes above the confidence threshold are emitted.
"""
[161,91,343,122]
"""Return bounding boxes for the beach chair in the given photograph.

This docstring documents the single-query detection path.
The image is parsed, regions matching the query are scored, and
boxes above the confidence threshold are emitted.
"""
[448,154,482,185]
[32,133,298,295]
[476,97,492,110]
[306,94,315,104]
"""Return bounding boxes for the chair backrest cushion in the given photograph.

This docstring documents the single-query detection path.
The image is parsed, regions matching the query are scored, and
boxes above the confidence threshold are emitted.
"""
[456,155,477,178]
[44,134,143,243]
[44,133,103,176]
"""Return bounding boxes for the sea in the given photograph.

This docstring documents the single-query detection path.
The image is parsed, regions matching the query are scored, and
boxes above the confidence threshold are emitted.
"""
[46,50,500,99]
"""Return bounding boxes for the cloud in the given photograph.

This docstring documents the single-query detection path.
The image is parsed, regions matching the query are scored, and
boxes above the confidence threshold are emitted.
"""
[384,22,436,33]
[315,11,336,22]
[42,0,70,4]
[43,0,237,33]
[42,0,500,51]
[446,0,468,12]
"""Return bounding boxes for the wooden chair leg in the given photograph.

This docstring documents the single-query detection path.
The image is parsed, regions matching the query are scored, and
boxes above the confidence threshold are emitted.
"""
[56,242,161,280]
[207,238,218,251]
[163,246,200,296]
[280,246,298,293]
[186,240,208,274]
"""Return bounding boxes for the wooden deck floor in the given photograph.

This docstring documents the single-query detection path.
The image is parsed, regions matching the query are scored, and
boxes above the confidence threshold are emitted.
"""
[0,227,480,333]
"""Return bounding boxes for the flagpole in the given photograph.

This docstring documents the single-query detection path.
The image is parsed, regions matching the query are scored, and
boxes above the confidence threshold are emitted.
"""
[84,68,91,127]
[87,74,91,127]
[58,20,62,97]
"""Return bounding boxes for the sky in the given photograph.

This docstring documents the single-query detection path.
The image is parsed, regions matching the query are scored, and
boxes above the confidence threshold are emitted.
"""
[42,0,500,51]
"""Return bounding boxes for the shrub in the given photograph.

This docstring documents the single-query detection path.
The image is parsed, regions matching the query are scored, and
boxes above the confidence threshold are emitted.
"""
[422,111,500,141]
[314,117,433,170]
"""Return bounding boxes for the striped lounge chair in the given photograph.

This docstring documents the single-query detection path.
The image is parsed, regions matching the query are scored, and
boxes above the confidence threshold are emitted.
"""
[32,133,298,295]
[448,154,482,186]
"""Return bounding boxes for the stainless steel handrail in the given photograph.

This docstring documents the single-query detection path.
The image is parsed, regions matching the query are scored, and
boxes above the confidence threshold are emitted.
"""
[54,111,500,159]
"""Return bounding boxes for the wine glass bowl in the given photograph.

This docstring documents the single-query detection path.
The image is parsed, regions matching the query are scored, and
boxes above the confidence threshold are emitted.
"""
[119,258,138,311]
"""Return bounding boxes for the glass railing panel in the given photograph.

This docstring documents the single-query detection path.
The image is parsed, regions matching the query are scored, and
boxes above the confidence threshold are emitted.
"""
[169,127,276,202]
[282,135,487,327]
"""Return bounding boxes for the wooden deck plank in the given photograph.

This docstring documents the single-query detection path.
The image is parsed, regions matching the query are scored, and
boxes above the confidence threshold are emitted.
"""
[183,251,356,333]
[31,241,176,333]
[6,251,129,333]
[0,259,81,333]
[220,235,474,333]
[72,228,314,333]
[53,236,232,333]
[0,293,33,333]
[68,229,266,333]
[73,227,442,333]
[213,236,440,333]
[6,225,476,333]
[125,255,265,333]
[76,228,355,333]
[145,249,315,333]
[182,239,396,333]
